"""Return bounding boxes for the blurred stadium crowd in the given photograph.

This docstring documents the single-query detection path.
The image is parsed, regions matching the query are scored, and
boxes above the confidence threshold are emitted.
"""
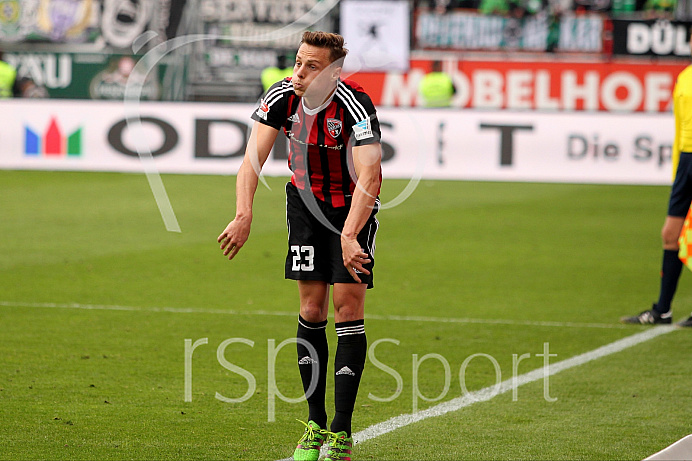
[420,0,679,19]
[0,0,688,104]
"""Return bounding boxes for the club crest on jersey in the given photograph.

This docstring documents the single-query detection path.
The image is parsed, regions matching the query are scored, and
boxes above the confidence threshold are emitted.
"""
[327,118,342,138]
[256,99,269,120]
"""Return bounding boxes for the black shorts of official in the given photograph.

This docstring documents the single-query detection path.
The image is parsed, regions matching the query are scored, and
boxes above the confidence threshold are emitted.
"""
[285,182,379,289]
[668,152,692,217]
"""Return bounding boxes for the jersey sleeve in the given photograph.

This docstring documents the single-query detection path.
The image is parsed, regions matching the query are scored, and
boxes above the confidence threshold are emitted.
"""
[345,89,382,147]
[251,80,290,130]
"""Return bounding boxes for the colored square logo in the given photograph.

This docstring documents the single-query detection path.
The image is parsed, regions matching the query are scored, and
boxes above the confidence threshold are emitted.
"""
[25,117,82,157]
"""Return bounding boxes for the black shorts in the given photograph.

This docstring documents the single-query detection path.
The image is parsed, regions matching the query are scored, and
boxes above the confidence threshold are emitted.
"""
[285,182,379,289]
[668,152,692,217]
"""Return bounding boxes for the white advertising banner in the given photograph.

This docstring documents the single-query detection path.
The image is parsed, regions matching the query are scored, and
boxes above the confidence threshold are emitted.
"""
[378,108,673,185]
[0,100,674,185]
[0,99,291,177]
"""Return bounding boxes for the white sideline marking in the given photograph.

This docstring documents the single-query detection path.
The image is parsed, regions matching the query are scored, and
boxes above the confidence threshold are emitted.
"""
[0,300,631,329]
[645,434,692,460]
[278,325,676,461]
[352,326,675,445]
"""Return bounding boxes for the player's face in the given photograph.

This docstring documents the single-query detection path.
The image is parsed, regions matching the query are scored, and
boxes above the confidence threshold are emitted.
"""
[292,43,340,104]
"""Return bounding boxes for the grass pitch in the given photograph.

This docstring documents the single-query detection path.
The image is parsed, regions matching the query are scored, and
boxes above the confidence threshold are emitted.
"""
[1,170,691,460]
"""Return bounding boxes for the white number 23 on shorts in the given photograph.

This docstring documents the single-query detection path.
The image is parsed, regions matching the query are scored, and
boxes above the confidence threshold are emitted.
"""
[291,245,315,271]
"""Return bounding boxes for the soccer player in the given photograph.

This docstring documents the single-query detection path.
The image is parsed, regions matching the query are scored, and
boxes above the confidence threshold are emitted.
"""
[621,61,692,327]
[218,31,382,460]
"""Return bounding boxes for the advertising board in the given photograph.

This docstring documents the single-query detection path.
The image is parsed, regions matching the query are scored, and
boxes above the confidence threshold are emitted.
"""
[0,100,674,185]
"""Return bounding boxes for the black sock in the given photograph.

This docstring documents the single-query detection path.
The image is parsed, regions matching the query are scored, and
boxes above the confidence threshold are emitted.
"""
[297,315,329,429]
[330,319,366,437]
[656,249,683,314]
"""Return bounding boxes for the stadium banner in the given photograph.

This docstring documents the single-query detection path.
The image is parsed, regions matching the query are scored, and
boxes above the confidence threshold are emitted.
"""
[0,0,187,49]
[340,0,410,72]
[192,0,334,83]
[0,100,673,185]
[2,51,165,100]
[414,10,602,53]
[611,18,692,57]
[346,59,686,112]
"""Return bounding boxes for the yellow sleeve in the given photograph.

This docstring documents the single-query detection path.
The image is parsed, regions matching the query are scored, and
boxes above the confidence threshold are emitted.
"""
[672,75,682,183]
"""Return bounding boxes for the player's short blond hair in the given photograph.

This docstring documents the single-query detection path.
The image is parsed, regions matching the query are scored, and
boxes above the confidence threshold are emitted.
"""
[299,31,348,64]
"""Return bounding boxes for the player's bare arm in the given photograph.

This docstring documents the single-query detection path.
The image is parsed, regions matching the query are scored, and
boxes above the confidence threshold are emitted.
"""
[218,122,279,260]
[341,142,382,282]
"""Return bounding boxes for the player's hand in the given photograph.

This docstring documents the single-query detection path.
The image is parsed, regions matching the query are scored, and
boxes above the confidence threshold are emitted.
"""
[218,216,252,260]
[341,235,371,283]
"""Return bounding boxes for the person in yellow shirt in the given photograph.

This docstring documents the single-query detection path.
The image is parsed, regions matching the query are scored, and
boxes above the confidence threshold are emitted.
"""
[622,64,692,327]
[261,53,293,94]
[0,51,18,99]
[419,60,456,108]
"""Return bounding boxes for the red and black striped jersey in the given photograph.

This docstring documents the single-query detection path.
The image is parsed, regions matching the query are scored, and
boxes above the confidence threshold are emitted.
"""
[251,78,382,208]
